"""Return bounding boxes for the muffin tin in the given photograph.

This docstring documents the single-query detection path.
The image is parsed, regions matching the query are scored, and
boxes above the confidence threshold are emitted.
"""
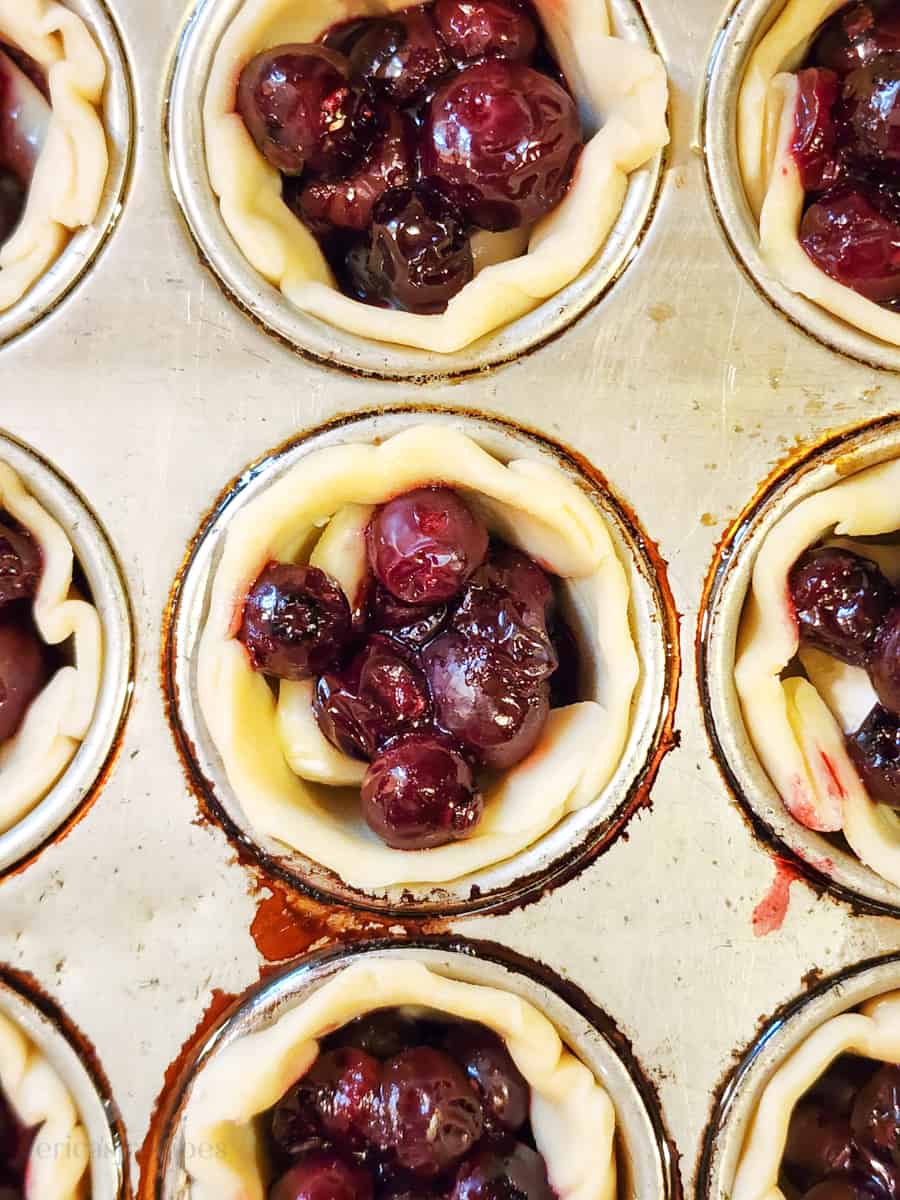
[6,0,900,1198]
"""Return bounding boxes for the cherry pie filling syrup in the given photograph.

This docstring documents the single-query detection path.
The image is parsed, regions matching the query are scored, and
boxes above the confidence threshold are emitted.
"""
[0,41,50,250]
[780,1054,900,1200]
[237,485,581,851]
[0,511,51,748]
[0,1083,35,1200]
[262,1007,556,1200]
[235,0,585,315]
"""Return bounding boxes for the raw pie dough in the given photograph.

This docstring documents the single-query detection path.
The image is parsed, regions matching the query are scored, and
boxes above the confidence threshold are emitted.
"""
[0,1008,89,1200]
[183,959,616,1200]
[203,0,669,354]
[733,989,900,1200]
[735,458,900,888]
[0,461,102,835]
[0,0,108,313]
[737,0,900,346]
[197,425,639,892]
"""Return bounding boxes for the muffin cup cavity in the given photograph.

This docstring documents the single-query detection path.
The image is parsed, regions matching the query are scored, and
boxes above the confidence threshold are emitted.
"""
[0,430,133,875]
[166,408,675,916]
[0,0,133,347]
[700,415,900,914]
[165,0,666,379]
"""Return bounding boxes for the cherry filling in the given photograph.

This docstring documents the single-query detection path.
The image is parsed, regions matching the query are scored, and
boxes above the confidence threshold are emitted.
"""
[265,1009,553,1200]
[236,1,583,314]
[0,510,47,745]
[237,483,581,851]
[780,1054,900,1200]
[0,1085,35,1200]
[0,42,50,247]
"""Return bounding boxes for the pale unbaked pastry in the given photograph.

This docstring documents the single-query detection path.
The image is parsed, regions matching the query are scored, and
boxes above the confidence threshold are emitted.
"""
[735,459,900,888]
[733,989,900,1200]
[0,0,108,312]
[0,1008,90,1200]
[183,959,616,1200]
[0,460,102,834]
[736,0,900,345]
[202,0,669,354]
[197,425,639,891]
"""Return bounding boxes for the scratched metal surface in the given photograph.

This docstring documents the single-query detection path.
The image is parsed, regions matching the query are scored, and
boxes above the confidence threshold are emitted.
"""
[1,0,900,1195]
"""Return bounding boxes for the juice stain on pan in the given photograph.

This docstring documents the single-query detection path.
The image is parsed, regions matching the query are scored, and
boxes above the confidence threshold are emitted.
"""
[752,856,804,937]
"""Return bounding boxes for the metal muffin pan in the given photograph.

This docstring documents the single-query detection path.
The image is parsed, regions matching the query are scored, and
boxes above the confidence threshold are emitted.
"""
[3,0,900,1196]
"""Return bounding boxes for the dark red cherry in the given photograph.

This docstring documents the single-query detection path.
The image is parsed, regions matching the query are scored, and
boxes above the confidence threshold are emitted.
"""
[434,0,538,64]
[292,106,414,234]
[239,562,351,681]
[0,1087,33,1189]
[842,58,900,163]
[783,1103,854,1180]
[800,1181,878,1200]
[451,1143,553,1200]
[368,582,449,649]
[808,1056,881,1116]
[272,1048,384,1154]
[0,169,24,245]
[792,68,841,191]
[0,515,41,607]
[799,185,900,305]
[442,1024,529,1135]
[361,731,483,850]
[270,1153,374,1200]
[237,45,377,177]
[788,546,896,666]
[367,487,488,605]
[870,606,900,714]
[812,2,900,74]
[0,617,48,742]
[315,633,432,760]
[848,705,900,805]
[452,545,557,683]
[381,1046,484,1177]
[349,11,451,104]
[423,632,550,769]
[332,1011,424,1060]
[351,185,474,315]
[422,59,582,230]
[852,1064,900,1164]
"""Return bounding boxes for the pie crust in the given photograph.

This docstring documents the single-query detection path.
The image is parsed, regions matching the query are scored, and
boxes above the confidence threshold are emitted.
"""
[0,1007,89,1200]
[0,460,102,835]
[736,0,900,346]
[197,425,638,891]
[0,0,108,312]
[183,959,616,1200]
[202,0,669,354]
[735,458,900,887]
[732,989,900,1200]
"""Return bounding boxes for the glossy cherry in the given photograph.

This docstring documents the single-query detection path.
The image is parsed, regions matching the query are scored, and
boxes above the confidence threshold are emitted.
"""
[367,487,488,605]
[792,68,841,191]
[315,633,432,760]
[451,1143,553,1200]
[349,184,474,314]
[0,1087,32,1194]
[367,581,449,649]
[842,58,900,164]
[0,169,23,245]
[237,45,376,177]
[0,617,47,742]
[808,1056,881,1116]
[788,545,896,666]
[349,10,451,104]
[783,1102,854,1180]
[381,1045,484,1177]
[851,1064,900,1164]
[361,730,483,849]
[442,1023,529,1135]
[847,705,900,806]
[800,1181,878,1200]
[434,0,538,64]
[423,631,550,769]
[270,1153,374,1200]
[800,185,900,304]
[869,606,900,714]
[421,59,582,230]
[812,2,900,75]
[273,1048,384,1154]
[239,562,351,680]
[0,515,41,607]
[332,1010,424,1060]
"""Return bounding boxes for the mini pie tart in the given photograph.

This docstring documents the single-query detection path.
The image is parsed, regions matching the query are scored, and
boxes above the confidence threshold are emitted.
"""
[0,460,102,835]
[197,425,638,891]
[183,958,616,1200]
[732,989,900,1200]
[0,1007,90,1200]
[202,0,669,354]
[0,0,108,312]
[735,458,900,887]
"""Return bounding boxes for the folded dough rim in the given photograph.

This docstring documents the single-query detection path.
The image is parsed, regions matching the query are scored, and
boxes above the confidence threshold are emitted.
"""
[0,459,102,834]
[733,990,900,1200]
[735,458,900,888]
[736,0,900,346]
[0,1008,90,1200]
[0,0,108,312]
[202,0,669,353]
[183,959,616,1200]
[196,425,639,891]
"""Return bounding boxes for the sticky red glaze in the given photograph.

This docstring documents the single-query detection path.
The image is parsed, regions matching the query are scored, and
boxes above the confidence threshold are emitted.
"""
[752,857,803,938]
